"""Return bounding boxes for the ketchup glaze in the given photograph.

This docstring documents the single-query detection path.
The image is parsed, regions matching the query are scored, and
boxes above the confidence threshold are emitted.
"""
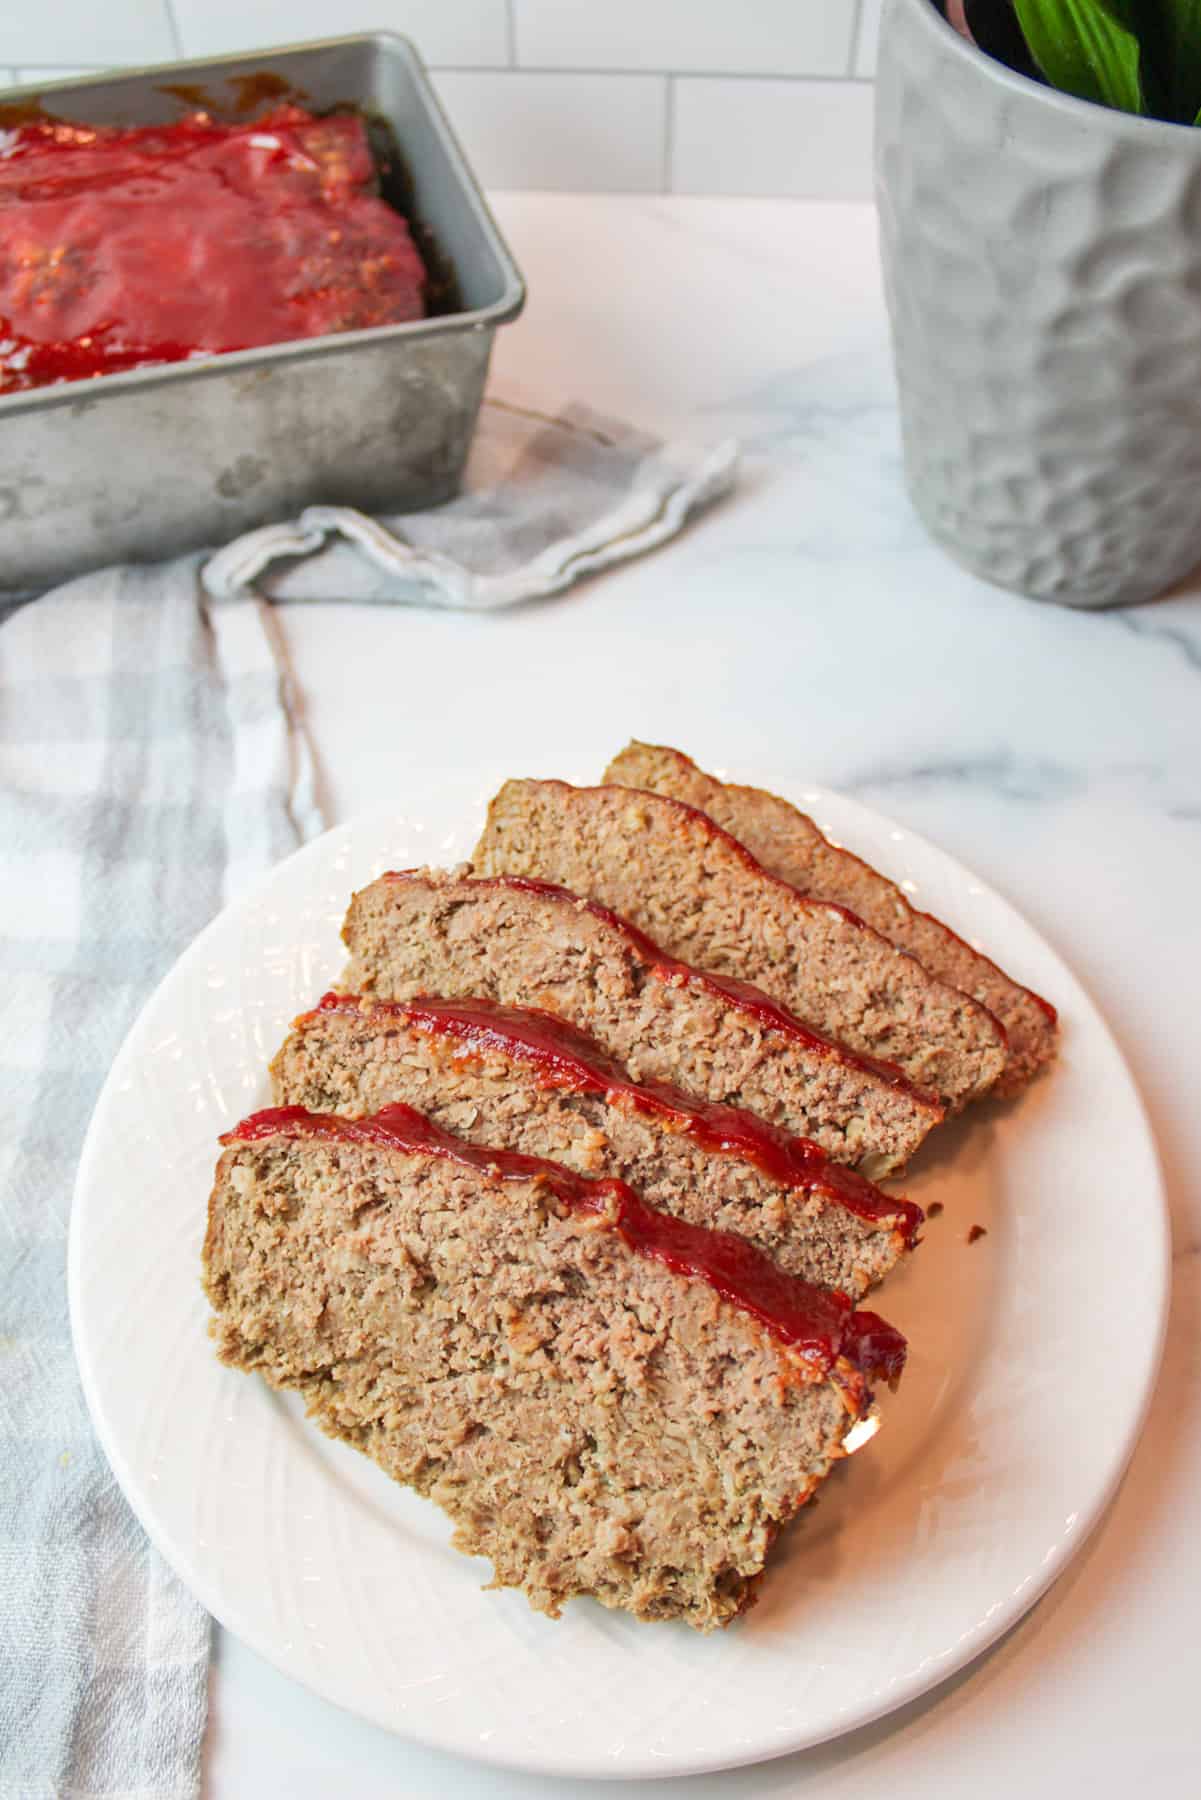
[224,1103,907,1382]
[304,991,924,1244]
[371,870,944,1111]
[0,107,427,394]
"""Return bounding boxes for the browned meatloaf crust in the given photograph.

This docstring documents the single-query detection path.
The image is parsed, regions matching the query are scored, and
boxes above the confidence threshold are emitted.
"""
[474,779,1007,1112]
[271,992,924,1298]
[340,868,944,1176]
[605,741,1059,1096]
[204,1102,905,1630]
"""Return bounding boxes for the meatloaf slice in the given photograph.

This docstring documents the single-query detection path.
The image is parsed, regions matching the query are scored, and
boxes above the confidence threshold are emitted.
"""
[474,779,1007,1112]
[340,868,944,1176]
[204,1103,904,1629]
[271,993,924,1298]
[604,741,1058,1096]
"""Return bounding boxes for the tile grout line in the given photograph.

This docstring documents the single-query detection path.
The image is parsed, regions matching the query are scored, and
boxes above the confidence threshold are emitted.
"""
[662,74,676,194]
[849,0,865,76]
[505,0,518,68]
[4,62,874,86]
[162,0,184,60]
[424,66,876,84]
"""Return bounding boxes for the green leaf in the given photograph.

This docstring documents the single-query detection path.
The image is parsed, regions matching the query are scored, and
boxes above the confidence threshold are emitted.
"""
[1092,0,1143,27]
[1110,3,1174,120]
[1097,3,1201,123]
[1013,0,1145,112]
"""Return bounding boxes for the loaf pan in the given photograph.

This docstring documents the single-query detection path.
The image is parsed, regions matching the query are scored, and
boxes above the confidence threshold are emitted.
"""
[0,35,526,591]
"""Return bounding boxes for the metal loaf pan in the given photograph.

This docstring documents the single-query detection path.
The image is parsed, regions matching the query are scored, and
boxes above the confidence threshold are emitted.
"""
[0,36,526,590]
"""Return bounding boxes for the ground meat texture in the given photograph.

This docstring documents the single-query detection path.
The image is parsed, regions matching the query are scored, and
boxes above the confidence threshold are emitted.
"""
[204,1106,895,1630]
[271,994,924,1298]
[473,780,1009,1114]
[340,869,944,1177]
[604,741,1058,1096]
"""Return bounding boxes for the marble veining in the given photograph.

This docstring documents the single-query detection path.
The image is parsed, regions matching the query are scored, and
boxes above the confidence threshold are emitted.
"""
[1110,608,1201,674]
[840,751,1088,805]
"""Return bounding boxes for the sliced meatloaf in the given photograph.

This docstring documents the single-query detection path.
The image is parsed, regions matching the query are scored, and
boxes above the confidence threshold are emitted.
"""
[204,1102,905,1629]
[605,741,1058,1095]
[271,992,924,1298]
[474,779,1007,1112]
[340,868,944,1176]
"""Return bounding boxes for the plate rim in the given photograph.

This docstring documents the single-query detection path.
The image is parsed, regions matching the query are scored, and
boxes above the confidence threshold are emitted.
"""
[69,780,1172,1781]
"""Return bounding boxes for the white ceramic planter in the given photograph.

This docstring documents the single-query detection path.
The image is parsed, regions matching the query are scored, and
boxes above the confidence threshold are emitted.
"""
[876,0,1201,608]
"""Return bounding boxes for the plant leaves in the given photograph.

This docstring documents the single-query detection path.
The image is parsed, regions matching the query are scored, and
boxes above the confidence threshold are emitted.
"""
[1034,2,1201,121]
[1013,0,1145,111]
[1092,0,1143,26]
[1110,3,1174,119]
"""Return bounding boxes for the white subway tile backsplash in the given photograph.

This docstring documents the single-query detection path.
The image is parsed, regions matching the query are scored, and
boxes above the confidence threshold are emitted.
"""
[172,1,510,67]
[856,0,884,77]
[433,70,665,191]
[514,0,853,77]
[0,1,174,66]
[671,77,874,199]
[2,2,887,200]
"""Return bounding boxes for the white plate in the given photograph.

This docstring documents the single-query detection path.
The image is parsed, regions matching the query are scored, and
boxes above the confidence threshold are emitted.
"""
[70,766,1169,1781]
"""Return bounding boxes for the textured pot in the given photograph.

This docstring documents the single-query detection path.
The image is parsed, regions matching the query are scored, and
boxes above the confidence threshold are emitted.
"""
[876,0,1201,608]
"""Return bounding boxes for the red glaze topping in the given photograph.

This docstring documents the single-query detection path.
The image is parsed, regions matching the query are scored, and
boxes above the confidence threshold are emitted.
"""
[306,991,923,1244]
[502,779,1012,1053]
[223,1103,906,1382]
[0,108,427,395]
[373,871,944,1112]
[628,746,1057,1032]
[517,778,892,938]
[833,1309,906,1386]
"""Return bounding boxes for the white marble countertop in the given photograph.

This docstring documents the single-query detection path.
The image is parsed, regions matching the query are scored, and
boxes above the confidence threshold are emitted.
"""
[203,194,1201,1796]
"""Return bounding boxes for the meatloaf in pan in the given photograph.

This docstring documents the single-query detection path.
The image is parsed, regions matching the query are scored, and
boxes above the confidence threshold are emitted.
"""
[604,741,1058,1095]
[474,779,1007,1112]
[0,108,428,395]
[271,993,924,1297]
[340,869,944,1176]
[204,1102,905,1629]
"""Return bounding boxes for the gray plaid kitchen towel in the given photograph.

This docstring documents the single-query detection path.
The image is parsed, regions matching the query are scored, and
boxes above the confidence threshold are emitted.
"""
[204,399,737,606]
[0,399,735,1796]
[0,566,319,1798]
